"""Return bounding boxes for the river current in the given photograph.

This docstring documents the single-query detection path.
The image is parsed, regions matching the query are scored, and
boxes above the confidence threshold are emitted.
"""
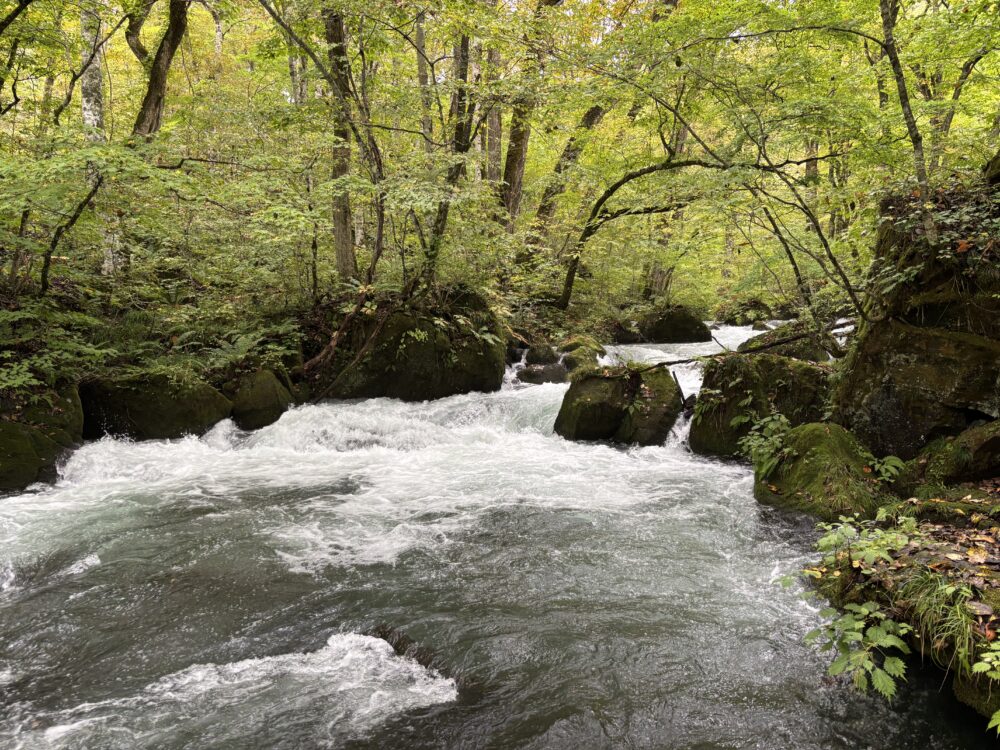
[0,327,992,749]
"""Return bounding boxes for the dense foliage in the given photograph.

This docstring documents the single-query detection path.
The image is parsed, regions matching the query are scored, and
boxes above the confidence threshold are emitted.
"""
[1,0,997,390]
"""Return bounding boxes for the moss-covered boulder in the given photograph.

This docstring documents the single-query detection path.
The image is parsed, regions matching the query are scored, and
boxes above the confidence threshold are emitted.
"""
[753,422,889,520]
[833,320,1000,459]
[525,343,559,366]
[714,298,773,326]
[689,354,830,457]
[0,421,64,491]
[833,191,1000,458]
[558,335,606,373]
[894,420,1000,495]
[554,365,682,446]
[80,374,232,440]
[0,384,86,491]
[737,321,829,362]
[231,369,293,430]
[315,287,506,402]
[638,306,711,343]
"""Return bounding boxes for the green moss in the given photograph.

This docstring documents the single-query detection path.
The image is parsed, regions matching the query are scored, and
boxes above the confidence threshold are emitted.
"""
[80,374,232,440]
[754,422,889,520]
[895,421,1000,494]
[689,354,830,458]
[0,421,63,491]
[638,306,711,343]
[321,288,506,402]
[554,365,682,446]
[231,369,293,430]
[558,335,606,373]
[737,321,828,361]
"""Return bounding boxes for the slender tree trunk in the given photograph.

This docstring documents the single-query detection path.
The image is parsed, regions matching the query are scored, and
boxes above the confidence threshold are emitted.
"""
[422,34,474,282]
[497,0,561,227]
[415,10,433,154]
[324,11,358,282]
[80,5,105,141]
[879,0,937,242]
[132,0,188,138]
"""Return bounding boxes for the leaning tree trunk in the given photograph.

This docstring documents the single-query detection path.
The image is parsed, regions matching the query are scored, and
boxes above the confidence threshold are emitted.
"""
[132,0,188,138]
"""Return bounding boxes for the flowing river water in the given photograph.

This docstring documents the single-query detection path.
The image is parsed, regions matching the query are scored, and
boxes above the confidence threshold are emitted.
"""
[0,327,992,749]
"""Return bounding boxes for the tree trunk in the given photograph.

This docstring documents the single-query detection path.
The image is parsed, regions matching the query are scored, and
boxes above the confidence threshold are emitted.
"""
[879,0,936,242]
[324,11,358,282]
[80,5,104,141]
[415,11,433,154]
[497,0,561,227]
[484,48,502,182]
[132,0,188,138]
[530,103,605,240]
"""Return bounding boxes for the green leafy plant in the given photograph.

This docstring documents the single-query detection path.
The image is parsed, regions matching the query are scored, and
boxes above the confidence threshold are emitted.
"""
[807,601,912,698]
[738,412,792,477]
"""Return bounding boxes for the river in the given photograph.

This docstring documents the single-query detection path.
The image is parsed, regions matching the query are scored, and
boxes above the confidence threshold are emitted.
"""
[0,327,991,749]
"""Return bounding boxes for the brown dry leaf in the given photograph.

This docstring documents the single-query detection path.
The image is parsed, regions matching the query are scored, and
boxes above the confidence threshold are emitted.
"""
[968,547,990,564]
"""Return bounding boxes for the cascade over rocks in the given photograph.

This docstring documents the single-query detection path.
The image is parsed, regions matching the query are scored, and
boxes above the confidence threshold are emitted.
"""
[80,374,232,440]
[753,422,889,520]
[0,384,84,490]
[554,365,682,446]
[638,305,711,343]
[310,286,506,402]
[832,187,1000,458]
[689,353,831,457]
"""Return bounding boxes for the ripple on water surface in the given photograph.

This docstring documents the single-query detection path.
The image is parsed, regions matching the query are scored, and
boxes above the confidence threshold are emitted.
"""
[0,327,993,749]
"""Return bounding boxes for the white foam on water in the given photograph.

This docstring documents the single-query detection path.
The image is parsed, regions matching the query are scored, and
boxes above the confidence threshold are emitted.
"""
[7,634,456,749]
[0,328,760,577]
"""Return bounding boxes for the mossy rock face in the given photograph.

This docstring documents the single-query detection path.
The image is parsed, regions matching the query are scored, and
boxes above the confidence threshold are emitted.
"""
[525,344,559,366]
[80,374,232,440]
[714,298,773,326]
[320,288,506,402]
[737,321,828,362]
[753,422,888,520]
[0,421,64,491]
[11,384,84,448]
[832,320,1000,459]
[231,369,293,430]
[833,197,1000,458]
[638,306,711,343]
[689,354,831,458]
[895,420,1000,495]
[558,336,606,373]
[558,335,606,357]
[554,365,682,445]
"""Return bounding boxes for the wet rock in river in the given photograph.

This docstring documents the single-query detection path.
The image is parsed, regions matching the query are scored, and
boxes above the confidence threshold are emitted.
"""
[689,354,830,458]
[554,365,682,446]
[80,374,232,441]
[231,369,294,430]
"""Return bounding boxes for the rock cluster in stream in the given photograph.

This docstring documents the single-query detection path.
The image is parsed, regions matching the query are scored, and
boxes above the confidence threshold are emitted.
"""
[0,287,509,492]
